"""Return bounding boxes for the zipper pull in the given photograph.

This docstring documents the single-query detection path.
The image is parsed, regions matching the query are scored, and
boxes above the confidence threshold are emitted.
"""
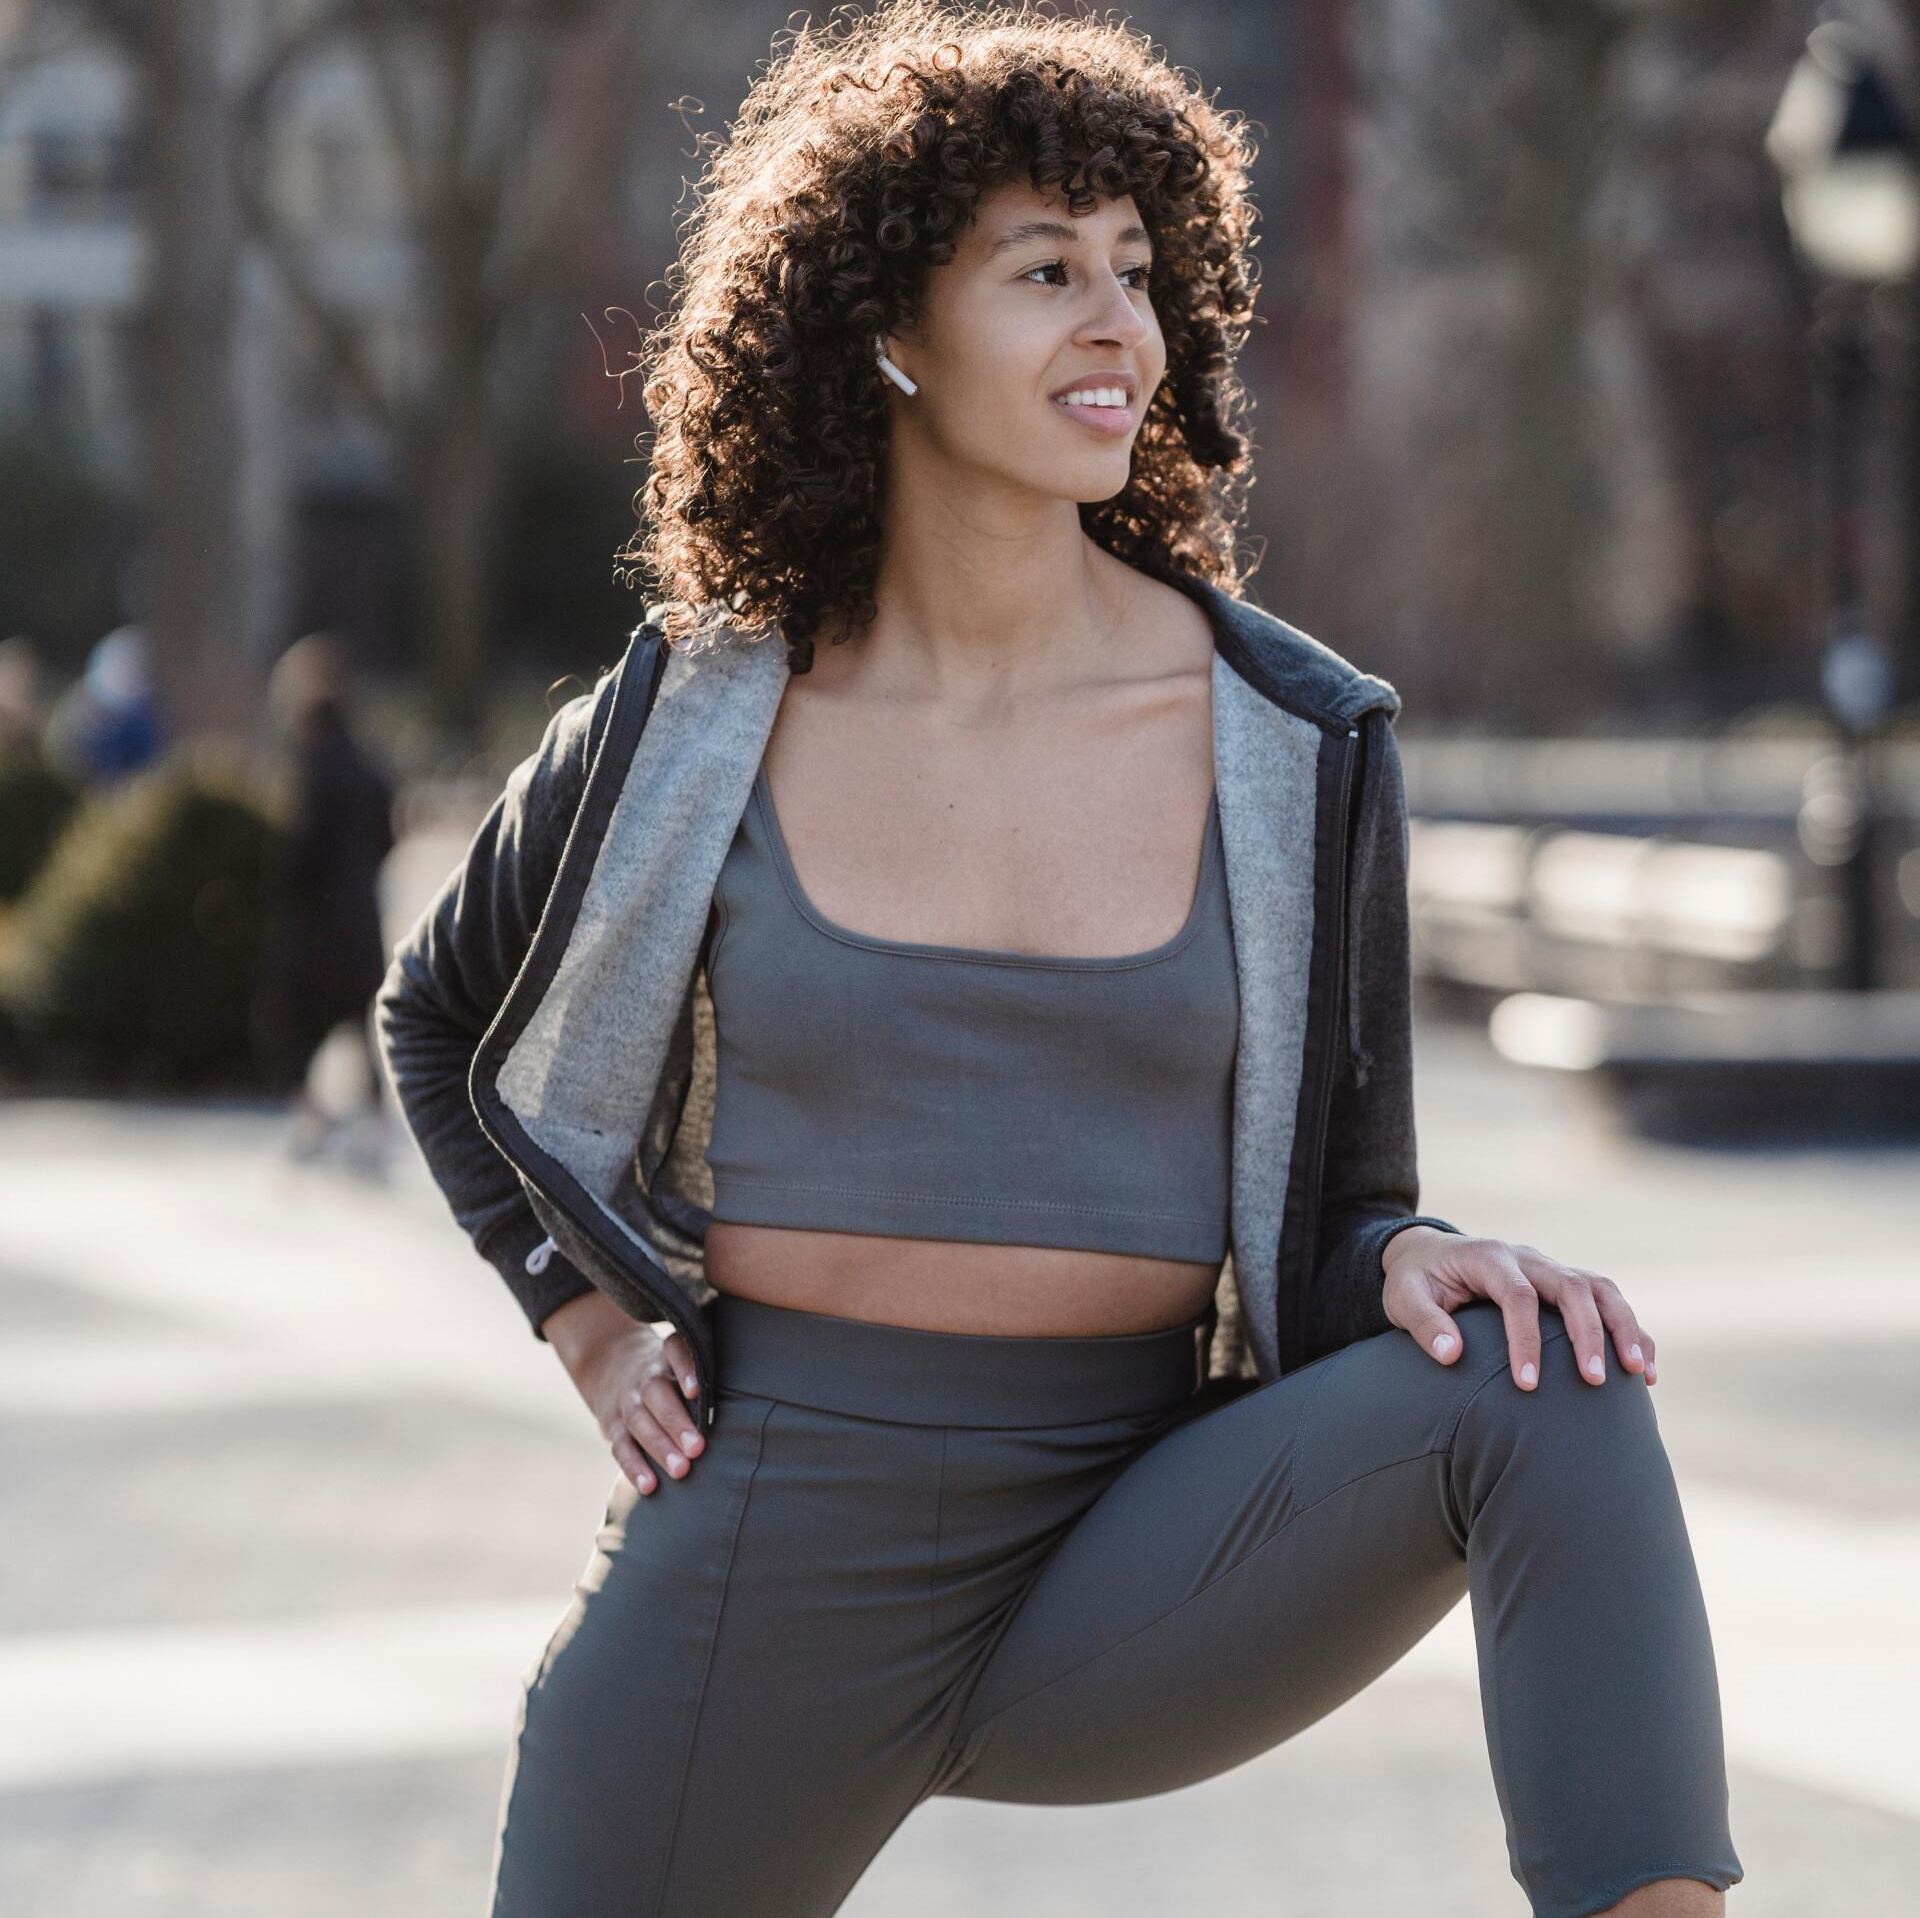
[525,1234,557,1276]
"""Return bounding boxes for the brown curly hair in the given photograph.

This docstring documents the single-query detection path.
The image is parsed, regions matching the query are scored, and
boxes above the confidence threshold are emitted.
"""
[614,0,1263,670]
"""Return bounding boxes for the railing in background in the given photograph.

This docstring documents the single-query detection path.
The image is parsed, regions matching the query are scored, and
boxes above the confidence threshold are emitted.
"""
[1402,736,1920,1002]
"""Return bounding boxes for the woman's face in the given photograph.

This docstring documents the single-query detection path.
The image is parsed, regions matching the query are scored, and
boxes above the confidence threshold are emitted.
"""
[882,178,1167,506]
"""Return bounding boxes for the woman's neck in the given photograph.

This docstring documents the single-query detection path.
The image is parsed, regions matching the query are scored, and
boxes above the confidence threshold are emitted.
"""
[860,486,1123,697]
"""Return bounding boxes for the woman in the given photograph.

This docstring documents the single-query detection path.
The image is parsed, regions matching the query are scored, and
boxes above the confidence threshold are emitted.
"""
[375,5,1744,1914]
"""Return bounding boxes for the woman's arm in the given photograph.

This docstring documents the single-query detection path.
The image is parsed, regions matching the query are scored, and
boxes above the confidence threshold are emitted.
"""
[1301,707,1463,1364]
[373,660,627,1340]
[1317,712,1660,1395]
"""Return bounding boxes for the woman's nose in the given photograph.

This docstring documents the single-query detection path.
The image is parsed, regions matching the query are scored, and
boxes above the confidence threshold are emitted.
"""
[1081,275,1148,344]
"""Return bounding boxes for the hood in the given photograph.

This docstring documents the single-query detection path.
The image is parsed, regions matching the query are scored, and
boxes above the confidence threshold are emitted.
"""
[1167,572,1403,1094]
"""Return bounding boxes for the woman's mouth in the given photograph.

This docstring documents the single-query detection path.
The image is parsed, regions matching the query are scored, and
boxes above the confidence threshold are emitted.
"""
[1051,387,1135,437]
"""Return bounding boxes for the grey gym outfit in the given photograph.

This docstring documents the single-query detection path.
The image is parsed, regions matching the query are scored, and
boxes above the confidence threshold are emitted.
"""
[490,1290,1742,1918]
[374,568,1471,1395]
[704,764,1237,1262]
[375,568,1745,1914]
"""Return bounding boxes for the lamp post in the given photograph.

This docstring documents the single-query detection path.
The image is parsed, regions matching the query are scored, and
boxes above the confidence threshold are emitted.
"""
[1766,24,1919,992]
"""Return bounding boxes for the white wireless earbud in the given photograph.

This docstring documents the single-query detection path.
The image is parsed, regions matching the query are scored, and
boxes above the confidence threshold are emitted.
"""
[875,337,918,396]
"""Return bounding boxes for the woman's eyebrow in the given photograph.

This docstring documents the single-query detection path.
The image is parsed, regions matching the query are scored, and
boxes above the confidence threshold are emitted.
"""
[985,218,1152,256]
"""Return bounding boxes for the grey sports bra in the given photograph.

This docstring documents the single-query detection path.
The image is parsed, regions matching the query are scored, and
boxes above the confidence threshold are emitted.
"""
[701,763,1238,1263]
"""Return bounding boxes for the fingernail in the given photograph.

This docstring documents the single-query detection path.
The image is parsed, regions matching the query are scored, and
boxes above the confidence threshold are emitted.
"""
[1587,1353,1604,1380]
[683,1375,697,1394]
[1433,1334,1456,1358]
[1629,1344,1643,1364]
[680,1430,698,1450]
[1520,1361,1537,1387]
[667,1452,684,1471]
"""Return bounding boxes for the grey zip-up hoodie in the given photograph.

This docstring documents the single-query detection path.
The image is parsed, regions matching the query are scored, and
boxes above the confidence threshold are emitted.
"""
[375,567,1461,1431]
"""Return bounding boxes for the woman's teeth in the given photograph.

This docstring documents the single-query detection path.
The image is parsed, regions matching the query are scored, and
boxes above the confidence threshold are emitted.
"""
[1054,388,1129,409]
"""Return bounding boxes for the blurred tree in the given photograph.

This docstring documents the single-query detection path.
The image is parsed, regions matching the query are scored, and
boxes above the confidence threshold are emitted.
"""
[233,0,671,746]
[1342,0,1837,728]
[1345,0,1638,727]
[1900,0,1920,700]
[21,0,253,742]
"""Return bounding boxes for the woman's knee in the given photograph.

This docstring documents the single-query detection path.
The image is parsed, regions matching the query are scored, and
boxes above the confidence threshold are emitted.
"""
[1445,1297,1549,1379]
[1447,1303,1668,1512]
[1377,1297,1530,1422]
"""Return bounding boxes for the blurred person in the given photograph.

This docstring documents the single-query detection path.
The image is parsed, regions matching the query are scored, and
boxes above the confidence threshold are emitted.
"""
[256,629,397,1172]
[0,634,43,751]
[375,5,1743,1915]
[42,624,166,785]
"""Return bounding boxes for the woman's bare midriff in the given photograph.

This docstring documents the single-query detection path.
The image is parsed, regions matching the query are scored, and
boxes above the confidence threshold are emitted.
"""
[704,1222,1221,1335]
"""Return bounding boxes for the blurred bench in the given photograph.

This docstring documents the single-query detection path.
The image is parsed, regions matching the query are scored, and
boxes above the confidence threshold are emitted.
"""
[1484,986,1920,1139]
[1407,822,1808,1000]
[1399,734,1920,999]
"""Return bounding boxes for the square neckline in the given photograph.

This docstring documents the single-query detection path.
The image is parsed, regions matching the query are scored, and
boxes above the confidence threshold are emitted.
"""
[751,765,1222,973]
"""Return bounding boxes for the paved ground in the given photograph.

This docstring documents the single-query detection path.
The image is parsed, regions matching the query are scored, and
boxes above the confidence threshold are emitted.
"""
[2,1015,1916,1915]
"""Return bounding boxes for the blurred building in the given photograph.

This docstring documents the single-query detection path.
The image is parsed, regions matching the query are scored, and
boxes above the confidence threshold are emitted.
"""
[0,0,424,674]
[0,31,141,474]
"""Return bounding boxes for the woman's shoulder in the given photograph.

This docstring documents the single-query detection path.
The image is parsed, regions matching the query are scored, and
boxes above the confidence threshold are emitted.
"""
[1140,565,1403,730]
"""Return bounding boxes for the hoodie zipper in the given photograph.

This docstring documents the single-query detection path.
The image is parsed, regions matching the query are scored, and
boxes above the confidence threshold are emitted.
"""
[1287,722,1361,1373]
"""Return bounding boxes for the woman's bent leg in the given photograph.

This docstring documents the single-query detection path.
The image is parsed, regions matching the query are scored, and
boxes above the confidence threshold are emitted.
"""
[934,1300,1744,1918]
[488,1391,944,1918]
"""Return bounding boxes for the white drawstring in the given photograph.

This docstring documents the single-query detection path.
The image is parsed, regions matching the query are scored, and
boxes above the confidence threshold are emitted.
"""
[525,1234,557,1276]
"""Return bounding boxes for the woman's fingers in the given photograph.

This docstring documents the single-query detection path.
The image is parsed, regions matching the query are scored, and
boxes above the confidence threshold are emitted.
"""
[610,1431,657,1494]
[1584,1271,1656,1385]
[660,1330,701,1400]
[1490,1256,1544,1390]
[617,1397,683,1490]
[642,1370,705,1468]
[1403,1293,1466,1365]
[1514,1250,1657,1389]
[1382,1232,1469,1364]
[1509,1246,1602,1385]
[1392,1236,1659,1391]
[608,1367,705,1494]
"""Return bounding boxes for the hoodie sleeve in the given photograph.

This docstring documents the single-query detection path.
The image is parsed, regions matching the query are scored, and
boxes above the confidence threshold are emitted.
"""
[1301,705,1464,1364]
[374,659,629,1340]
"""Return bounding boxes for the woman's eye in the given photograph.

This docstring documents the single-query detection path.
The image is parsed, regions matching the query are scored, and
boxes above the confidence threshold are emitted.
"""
[1023,260,1152,289]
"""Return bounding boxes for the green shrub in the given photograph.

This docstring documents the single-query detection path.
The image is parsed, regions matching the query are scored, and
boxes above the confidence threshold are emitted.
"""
[0,746,80,902]
[0,748,285,1090]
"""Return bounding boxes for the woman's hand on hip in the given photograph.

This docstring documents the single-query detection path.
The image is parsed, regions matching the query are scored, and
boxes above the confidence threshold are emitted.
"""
[548,1299,705,1494]
[1380,1226,1657,1393]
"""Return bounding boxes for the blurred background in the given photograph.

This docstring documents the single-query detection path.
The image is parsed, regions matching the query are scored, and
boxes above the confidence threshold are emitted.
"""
[1,1,1916,1912]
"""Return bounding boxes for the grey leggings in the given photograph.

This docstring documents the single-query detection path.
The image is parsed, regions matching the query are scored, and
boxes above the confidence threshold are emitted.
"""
[489,1291,1744,1918]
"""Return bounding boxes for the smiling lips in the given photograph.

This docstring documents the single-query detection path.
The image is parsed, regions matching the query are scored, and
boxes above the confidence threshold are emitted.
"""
[1051,384,1135,437]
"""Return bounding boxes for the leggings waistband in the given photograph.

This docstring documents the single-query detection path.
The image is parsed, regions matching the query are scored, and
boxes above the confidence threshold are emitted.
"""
[706,1291,1215,1427]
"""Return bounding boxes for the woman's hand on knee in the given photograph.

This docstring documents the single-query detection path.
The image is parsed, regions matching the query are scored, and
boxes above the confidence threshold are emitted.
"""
[1381,1229,1657,1395]
[560,1318,706,1495]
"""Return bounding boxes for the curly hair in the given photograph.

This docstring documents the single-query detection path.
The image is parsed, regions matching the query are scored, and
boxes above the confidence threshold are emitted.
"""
[615,0,1263,670]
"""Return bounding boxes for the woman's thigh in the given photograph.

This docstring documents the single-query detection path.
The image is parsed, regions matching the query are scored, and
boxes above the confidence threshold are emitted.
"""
[488,1391,953,1918]
[934,1299,1541,1801]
